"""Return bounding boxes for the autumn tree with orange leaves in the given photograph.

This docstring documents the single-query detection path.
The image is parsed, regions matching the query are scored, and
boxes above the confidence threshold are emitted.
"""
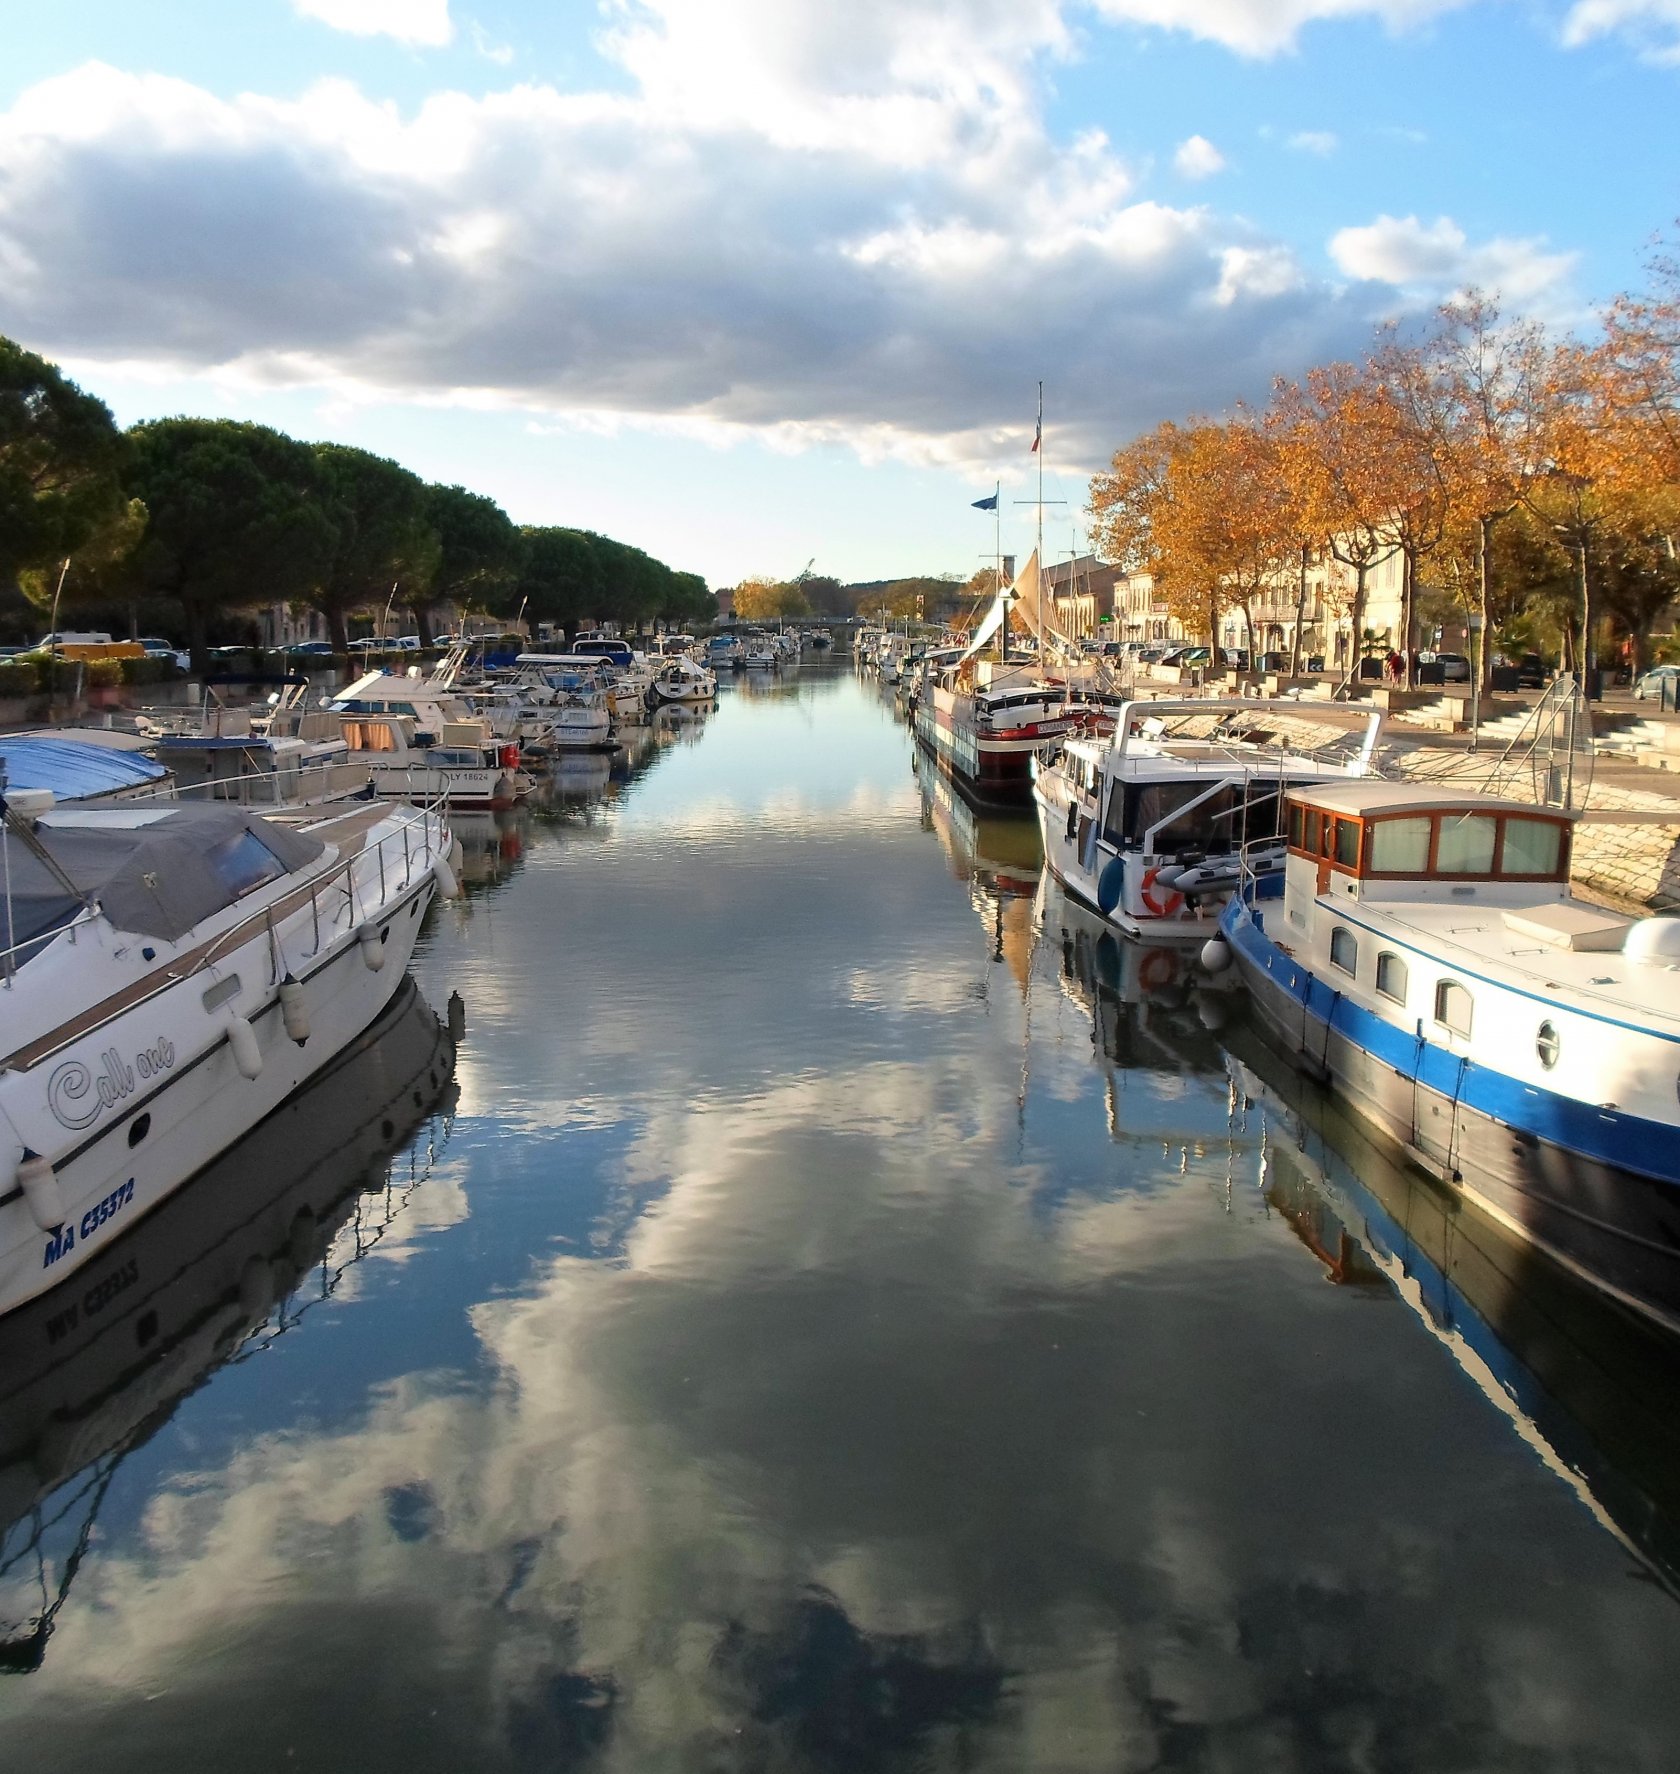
[1272,364,1401,688]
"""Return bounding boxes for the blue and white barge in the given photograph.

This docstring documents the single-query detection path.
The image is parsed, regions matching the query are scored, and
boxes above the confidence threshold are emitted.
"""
[1217,780,1680,1329]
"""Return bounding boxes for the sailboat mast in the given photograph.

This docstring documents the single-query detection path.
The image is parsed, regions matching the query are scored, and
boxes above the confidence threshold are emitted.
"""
[994,480,1001,602]
[1036,380,1044,575]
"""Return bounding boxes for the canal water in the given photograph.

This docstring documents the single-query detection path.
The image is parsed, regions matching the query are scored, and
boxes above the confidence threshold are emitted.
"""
[5,663,1680,1771]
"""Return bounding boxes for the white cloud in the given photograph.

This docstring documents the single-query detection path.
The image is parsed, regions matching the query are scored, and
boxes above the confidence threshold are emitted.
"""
[0,12,1464,475]
[293,0,454,45]
[1216,243,1306,304]
[1328,213,1580,307]
[1173,133,1226,178]
[1562,0,1680,62]
[1288,129,1339,154]
[468,18,514,65]
[1087,0,1470,57]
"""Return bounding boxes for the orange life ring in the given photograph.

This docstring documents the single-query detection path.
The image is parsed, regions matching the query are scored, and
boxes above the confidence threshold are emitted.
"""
[1140,867,1185,917]
[1138,947,1179,992]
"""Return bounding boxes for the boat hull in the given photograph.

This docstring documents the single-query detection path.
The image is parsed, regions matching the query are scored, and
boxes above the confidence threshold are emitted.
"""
[0,840,441,1317]
[1033,775,1221,938]
[913,685,1068,809]
[1222,886,1680,1332]
[0,976,455,1519]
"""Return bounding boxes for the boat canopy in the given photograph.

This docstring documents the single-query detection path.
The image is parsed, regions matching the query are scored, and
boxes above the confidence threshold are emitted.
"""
[5,806,325,950]
[0,737,168,802]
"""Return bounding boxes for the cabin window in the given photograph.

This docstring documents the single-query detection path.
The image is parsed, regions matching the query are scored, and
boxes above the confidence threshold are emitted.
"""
[204,828,288,899]
[1288,804,1306,849]
[1237,785,1289,845]
[1101,781,1129,849]
[1303,809,1324,855]
[1501,817,1564,877]
[343,720,399,752]
[1375,951,1408,1003]
[1334,819,1360,868]
[1435,979,1474,1037]
[1329,926,1358,975]
[1369,817,1431,873]
[1436,814,1498,875]
[1125,782,1241,854]
[1536,1020,1561,1069]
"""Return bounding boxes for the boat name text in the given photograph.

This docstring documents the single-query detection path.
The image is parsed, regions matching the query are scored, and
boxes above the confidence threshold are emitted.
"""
[48,1039,177,1130]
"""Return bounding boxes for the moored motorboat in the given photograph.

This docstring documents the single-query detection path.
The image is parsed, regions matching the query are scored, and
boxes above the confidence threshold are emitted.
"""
[1034,699,1383,938]
[331,669,532,806]
[0,787,457,1317]
[1217,779,1680,1329]
[651,656,717,704]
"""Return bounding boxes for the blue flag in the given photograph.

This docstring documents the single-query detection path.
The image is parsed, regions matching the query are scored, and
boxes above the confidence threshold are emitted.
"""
[972,493,998,511]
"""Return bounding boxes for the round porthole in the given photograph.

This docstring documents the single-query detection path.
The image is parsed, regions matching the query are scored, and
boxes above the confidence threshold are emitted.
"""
[128,1112,151,1148]
[1536,1021,1560,1070]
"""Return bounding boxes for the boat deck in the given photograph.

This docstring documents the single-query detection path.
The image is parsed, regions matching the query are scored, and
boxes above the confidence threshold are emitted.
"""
[1324,893,1680,1035]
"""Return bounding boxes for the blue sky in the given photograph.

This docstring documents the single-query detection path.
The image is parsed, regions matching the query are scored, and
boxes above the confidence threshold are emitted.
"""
[1,0,1675,590]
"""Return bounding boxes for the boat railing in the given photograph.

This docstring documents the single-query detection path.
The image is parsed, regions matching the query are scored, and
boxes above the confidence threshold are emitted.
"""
[1,788,450,993]
[1234,833,1289,905]
[1401,673,1588,807]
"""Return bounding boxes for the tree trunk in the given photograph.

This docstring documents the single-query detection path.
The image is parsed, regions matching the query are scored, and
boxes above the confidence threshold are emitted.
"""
[1575,539,1593,699]
[1290,545,1309,677]
[412,604,435,647]
[1337,561,1369,697]
[186,601,209,678]
[1400,545,1416,689]
[1477,513,1495,697]
[326,605,350,658]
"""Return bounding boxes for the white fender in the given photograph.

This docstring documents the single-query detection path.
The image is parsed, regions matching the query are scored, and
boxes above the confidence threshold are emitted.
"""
[1200,937,1233,974]
[358,924,386,972]
[18,1152,66,1230]
[432,851,460,901]
[279,977,310,1044]
[227,1014,263,1079]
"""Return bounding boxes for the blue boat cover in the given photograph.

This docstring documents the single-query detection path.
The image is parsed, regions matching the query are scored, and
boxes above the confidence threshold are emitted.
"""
[0,737,168,802]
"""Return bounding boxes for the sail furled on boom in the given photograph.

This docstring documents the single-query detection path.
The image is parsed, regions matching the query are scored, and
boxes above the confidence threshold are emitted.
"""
[957,589,1005,664]
[1008,551,1076,652]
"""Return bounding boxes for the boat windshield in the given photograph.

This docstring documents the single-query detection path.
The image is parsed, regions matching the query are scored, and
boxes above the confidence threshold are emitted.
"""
[1112,780,1290,852]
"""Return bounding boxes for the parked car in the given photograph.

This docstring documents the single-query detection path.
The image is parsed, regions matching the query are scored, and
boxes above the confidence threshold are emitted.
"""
[286,640,335,657]
[392,635,422,651]
[1432,652,1472,682]
[1218,648,1250,669]
[1634,664,1680,701]
[139,636,190,671]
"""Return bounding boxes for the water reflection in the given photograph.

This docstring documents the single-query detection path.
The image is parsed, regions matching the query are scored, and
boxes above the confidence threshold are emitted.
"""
[0,978,457,1676]
[1225,1022,1680,1596]
[4,668,1679,1771]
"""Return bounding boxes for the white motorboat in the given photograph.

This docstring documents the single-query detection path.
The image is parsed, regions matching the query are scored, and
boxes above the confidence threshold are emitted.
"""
[650,657,717,704]
[567,639,657,720]
[506,656,621,747]
[1033,699,1383,937]
[332,669,533,805]
[147,681,357,807]
[0,786,458,1316]
[1217,779,1680,1329]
